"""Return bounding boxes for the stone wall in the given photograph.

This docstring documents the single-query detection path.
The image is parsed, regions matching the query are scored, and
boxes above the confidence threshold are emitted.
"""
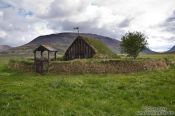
[8,59,168,74]
[48,59,168,74]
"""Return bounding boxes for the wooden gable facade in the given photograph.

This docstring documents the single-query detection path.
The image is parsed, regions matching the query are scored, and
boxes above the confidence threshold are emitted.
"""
[33,44,58,61]
[64,36,96,60]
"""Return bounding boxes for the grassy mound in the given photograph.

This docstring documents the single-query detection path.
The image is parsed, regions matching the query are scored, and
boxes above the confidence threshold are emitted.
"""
[82,36,118,58]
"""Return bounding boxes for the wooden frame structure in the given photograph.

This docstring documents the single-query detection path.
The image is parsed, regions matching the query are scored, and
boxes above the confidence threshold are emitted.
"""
[33,45,57,73]
[33,45,58,61]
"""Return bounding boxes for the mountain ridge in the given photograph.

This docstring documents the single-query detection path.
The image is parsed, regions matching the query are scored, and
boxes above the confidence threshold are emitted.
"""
[5,32,156,56]
[167,45,175,53]
[0,45,12,52]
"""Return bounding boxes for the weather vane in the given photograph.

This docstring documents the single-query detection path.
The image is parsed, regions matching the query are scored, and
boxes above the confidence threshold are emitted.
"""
[73,27,79,36]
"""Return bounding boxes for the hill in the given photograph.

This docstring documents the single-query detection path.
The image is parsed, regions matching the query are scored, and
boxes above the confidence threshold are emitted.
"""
[5,32,155,56]
[6,33,121,56]
[142,48,157,54]
[167,45,175,53]
[0,45,12,52]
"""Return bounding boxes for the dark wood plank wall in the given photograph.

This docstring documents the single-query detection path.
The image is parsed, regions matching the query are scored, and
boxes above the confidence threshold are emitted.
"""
[64,38,95,60]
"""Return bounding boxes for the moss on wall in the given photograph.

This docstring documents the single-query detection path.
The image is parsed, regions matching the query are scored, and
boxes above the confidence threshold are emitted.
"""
[8,59,168,74]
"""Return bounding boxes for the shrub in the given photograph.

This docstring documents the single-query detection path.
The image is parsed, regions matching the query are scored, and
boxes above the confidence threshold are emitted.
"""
[120,32,148,59]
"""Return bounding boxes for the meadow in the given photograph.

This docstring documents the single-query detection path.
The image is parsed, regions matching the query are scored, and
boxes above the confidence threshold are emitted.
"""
[0,55,175,116]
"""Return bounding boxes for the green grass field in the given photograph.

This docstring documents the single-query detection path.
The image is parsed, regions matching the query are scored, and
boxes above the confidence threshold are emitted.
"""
[139,53,175,60]
[0,56,175,116]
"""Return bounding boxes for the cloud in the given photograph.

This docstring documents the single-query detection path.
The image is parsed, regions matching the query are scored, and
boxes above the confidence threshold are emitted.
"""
[46,0,90,18]
[0,0,54,46]
[164,13,175,33]
[0,0,12,8]
[0,0,175,51]
[118,18,132,28]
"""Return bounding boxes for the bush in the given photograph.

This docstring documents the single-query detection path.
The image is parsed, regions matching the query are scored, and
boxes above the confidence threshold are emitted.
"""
[120,32,148,59]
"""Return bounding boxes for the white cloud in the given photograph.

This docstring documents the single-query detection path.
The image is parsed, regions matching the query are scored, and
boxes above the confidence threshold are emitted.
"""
[97,0,175,51]
[0,30,6,38]
[32,22,54,36]
[0,0,175,51]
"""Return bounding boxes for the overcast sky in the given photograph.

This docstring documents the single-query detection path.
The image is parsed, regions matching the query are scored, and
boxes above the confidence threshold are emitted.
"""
[0,0,175,52]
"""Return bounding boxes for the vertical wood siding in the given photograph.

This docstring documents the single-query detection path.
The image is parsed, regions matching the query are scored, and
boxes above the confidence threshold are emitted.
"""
[64,37,95,60]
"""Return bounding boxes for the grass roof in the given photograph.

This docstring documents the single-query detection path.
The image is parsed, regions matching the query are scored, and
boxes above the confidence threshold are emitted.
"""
[80,36,117,58]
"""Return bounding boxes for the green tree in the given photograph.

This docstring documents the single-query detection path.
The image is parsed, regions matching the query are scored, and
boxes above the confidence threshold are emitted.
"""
[120,32,148,59]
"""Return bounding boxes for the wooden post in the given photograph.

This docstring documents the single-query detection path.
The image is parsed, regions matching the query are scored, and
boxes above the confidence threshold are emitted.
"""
[34,51,36,61]
[41,51,43,59]
[48,51,50,61]
[34,51,36,72]
[78,38,80,59]
[54,52,57,61]
[47,51,50,72]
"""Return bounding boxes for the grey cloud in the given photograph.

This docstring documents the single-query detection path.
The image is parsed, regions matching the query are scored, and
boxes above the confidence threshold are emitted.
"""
[166,10,175,21]
[48,18,123,40]
[40,0,89,19]
[118,18,131,28]
[166,37,175,44]
[167,17,175,22]
[0,0,12,9]
[163,12,175,33]
[0,37,5,44]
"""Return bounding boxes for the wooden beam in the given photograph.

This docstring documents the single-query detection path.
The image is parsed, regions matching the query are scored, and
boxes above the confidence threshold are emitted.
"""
[34,51,36,61]
[41,51,43,59]
[34,51,37,72]
[54,52,57,61]
[48,51,50,61]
